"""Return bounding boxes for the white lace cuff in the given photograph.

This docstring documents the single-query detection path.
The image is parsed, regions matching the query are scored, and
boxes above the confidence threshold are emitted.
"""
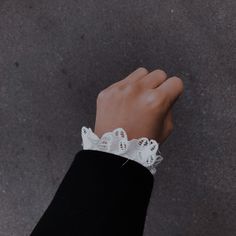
[81,126,163,174]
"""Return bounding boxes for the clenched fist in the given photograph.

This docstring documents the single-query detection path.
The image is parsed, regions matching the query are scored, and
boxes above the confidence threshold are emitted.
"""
[94,68,184,143]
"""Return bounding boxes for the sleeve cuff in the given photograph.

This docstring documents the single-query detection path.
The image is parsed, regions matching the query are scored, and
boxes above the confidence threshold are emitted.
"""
[81,126,163,174]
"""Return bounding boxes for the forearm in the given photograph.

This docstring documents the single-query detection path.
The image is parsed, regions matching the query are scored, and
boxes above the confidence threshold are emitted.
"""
[30,150,153,236]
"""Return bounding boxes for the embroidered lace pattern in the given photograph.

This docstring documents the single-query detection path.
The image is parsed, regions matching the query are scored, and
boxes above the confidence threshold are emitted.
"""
[81,126,163,174]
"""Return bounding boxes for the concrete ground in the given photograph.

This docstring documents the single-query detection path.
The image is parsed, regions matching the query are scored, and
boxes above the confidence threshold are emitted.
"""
[0,0,235,235]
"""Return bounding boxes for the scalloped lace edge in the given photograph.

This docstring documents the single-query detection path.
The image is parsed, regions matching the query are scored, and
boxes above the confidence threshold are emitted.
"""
[81,126,163,174]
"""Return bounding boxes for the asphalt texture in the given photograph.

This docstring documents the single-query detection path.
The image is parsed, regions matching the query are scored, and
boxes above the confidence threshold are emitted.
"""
[0,1,235,235]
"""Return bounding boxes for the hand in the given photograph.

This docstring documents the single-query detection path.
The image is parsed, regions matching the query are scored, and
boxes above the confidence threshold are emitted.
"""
[94,68,184,143]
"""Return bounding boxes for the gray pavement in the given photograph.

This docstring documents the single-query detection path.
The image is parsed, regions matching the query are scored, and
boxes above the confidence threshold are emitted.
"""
[0,0,235,235]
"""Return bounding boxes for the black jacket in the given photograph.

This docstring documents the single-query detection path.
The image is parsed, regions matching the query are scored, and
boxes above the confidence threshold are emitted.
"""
[30,150,154,236]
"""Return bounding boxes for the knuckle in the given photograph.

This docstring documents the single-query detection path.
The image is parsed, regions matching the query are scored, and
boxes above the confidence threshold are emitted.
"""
[146,92,165,112]
[122,84,133,94]
[97,87,120,104]
[97,89,107,101]
[145,93,156,104]
[149,91,170,112]
[118,83,132,93]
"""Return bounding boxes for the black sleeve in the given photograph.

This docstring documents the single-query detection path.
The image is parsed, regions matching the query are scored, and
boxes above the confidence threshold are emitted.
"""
[30,149,154,236]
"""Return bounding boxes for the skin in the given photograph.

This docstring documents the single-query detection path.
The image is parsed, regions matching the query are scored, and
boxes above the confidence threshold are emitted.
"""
[94,67,184,144]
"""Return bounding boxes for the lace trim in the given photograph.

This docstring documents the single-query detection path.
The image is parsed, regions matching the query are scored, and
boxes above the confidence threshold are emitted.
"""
[81,126,163,174]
